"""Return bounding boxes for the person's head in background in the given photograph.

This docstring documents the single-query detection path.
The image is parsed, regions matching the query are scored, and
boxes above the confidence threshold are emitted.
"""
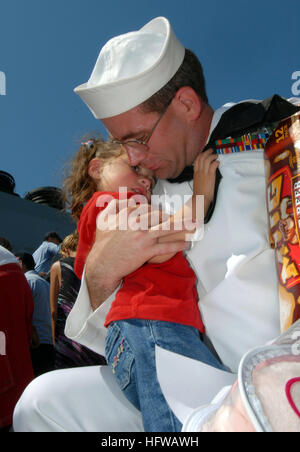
[15,252,35,273]
[0,236,13,252]
[44,232,62,246]
[60,232,79,258]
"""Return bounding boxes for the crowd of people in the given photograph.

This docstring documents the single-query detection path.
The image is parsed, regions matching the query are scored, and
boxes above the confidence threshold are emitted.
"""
[0,232,105,431]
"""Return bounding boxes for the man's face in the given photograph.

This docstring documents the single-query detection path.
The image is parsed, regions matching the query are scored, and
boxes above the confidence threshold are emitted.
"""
[102,104,190,180]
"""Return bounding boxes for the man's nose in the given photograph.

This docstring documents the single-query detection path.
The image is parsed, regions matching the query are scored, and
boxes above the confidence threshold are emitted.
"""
[127,147,147,166]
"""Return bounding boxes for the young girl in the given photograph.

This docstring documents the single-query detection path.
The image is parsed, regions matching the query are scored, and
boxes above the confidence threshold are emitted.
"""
[64,137,225,432]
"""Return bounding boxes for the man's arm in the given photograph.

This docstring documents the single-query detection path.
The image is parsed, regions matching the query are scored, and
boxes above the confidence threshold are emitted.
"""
[85,199,191,311]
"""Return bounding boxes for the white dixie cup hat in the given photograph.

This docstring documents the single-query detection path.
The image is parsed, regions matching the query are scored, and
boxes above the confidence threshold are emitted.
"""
[74,17,185,119]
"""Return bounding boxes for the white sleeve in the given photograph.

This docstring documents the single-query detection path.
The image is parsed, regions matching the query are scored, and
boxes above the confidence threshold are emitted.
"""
[64,269,121,356]
[288,97,300,105]
[0,245,18,266]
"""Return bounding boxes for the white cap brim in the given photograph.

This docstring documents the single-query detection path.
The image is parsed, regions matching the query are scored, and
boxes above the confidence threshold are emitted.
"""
[74,17,185,119]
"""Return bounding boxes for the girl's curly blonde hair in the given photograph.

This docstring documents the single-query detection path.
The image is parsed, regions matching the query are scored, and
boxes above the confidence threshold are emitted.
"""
[60,230,79,256]
[63,136,124,222]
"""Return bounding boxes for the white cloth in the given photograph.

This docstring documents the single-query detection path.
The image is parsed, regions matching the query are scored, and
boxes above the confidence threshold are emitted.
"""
[64,271,120,356]
[13,366,143,432]
[13,98,300,432]
[0,245,18,267]
[74,17,185,119]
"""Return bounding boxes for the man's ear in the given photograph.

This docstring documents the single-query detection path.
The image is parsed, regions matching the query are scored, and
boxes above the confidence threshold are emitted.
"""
[88,158,103,181]
[173,86,203,121]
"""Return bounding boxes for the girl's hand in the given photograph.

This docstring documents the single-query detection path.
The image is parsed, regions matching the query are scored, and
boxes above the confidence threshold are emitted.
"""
[193,148,219,205]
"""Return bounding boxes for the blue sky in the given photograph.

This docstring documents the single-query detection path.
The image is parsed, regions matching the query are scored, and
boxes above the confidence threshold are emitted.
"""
[0,0,299,197]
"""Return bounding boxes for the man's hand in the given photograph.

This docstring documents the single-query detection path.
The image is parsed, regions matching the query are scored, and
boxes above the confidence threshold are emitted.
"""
[85,198,191,311]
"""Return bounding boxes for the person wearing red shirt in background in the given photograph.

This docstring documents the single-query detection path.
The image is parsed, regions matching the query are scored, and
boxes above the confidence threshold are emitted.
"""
[0,238,34,431]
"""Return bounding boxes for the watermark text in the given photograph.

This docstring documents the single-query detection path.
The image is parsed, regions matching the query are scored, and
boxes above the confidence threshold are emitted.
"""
[100,434,200,448]
[95,188,204,241]
[291,330,300,356]
[291,71,300,96]
[0,331,6,355]
[0,71,6,95]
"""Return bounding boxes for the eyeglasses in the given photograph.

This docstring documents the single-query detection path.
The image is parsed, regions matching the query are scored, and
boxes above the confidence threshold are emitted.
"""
[110,99,172,153]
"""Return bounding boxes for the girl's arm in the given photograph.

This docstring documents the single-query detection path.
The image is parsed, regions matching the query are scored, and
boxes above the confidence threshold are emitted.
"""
[166,147,219,237]
[149,149,219,263]
[49,261,62,344]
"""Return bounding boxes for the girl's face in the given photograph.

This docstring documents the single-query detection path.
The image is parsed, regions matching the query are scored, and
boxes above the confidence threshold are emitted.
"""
[99,153,155,202]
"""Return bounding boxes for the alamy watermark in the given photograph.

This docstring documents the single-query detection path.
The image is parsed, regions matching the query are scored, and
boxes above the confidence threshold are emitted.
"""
[95,188,204,241]
[291,71,300,96]
[0,71,6,95]
[0,331,6,356]
[291,330,300,356]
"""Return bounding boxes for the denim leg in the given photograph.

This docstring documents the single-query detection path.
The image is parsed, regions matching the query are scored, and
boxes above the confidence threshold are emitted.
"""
[149,321,226,371]
[105,320,225,432]
[105,322,140,411]
[130,325,182,432]
[106,321,182,432]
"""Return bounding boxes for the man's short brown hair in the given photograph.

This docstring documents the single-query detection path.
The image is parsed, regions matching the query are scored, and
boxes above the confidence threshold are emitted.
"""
[141,48,208,114]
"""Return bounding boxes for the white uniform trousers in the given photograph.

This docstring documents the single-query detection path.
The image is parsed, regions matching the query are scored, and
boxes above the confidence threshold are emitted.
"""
[13,365,143,432]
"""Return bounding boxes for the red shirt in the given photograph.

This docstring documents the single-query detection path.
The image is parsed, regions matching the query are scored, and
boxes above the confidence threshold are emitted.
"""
[76,192,205,333]
[75,191,136,280]
[0,263,34,428]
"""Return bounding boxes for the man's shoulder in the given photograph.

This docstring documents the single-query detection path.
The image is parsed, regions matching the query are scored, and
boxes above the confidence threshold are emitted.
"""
[45,241,59,251]
[214,96,300,121]
[34,240,58,253]
[209,95,300,144]
[0,245,18,266]
[33,241,46,253]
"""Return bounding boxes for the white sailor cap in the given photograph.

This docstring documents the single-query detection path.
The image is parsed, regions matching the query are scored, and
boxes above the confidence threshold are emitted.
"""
[74,17,185,119]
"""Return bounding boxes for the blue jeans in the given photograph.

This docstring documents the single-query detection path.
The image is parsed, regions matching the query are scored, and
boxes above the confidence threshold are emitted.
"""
[105,319,225,432]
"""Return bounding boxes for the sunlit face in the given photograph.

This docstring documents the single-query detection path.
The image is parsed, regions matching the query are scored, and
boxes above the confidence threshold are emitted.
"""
[102,104,189,180]
[99,153,155,203]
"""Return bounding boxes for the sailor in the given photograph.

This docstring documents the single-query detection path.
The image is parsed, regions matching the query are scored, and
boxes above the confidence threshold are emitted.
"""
[13,16,300,432]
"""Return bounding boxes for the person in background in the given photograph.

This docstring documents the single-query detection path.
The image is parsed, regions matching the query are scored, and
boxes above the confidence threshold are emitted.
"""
[33,232,62,277]
[0,236,13,253]
[50,232,106,369]
[0,242,34,431]
[16,252,54,377]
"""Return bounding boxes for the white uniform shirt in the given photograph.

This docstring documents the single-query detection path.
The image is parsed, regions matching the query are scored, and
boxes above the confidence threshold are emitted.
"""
[65,99,299,372]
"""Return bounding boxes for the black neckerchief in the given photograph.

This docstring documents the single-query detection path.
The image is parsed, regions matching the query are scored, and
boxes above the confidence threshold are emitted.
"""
[167,95,300,223]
